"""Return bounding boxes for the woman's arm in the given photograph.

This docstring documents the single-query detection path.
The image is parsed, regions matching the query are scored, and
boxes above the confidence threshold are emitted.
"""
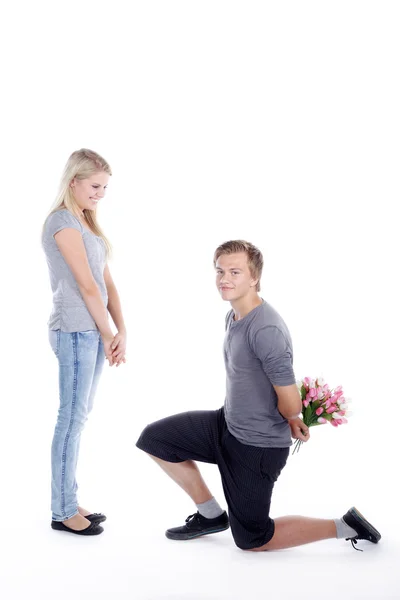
[104,264,126,333]
[54,228,115,363]
[104,264,127,366]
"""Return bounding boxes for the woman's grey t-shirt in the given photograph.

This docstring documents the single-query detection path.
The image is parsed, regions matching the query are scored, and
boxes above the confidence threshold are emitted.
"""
[42,209,108,332]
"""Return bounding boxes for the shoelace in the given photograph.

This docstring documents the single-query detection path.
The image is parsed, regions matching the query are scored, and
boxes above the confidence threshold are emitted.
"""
[346,536,363,552]
[347,530,375,551]
[185,513,201,525]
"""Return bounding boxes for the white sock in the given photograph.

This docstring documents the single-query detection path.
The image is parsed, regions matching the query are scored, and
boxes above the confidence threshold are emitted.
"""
[334,517,357,539]
[196,497,224,519]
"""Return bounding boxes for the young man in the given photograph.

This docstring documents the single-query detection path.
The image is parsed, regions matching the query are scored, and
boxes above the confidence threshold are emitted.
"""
[136,240,380,552]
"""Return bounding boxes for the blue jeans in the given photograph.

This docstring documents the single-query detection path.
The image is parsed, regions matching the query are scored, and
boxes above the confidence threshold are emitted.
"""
[49,330,105,521]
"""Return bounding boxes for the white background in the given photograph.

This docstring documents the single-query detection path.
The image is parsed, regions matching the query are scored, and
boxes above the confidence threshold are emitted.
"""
[1,1,399,599]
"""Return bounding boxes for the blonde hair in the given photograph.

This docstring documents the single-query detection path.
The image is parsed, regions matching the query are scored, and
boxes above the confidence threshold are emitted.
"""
[213,240,264,292]
[44,148,112,257]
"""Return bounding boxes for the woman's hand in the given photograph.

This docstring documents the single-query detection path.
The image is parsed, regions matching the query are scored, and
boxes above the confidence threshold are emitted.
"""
[102,333,117,366]
[111,330,127,367]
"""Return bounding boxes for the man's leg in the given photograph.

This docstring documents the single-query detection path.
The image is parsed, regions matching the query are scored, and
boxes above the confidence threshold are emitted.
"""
[250,517,336,551]
[136,409,230,538]
[251,508,381,552]
[148,455,213,504]
[217,433,381,552]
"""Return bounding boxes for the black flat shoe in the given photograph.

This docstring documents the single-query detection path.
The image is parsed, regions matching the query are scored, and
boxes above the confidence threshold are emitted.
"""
[51,520,104,535]
[86,513,107,524]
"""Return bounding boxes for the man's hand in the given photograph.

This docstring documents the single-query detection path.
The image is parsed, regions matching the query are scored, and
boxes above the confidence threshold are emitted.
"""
[288,417,310,442]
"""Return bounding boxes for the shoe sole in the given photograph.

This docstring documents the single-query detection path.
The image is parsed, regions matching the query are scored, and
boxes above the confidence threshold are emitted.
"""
[51,522,104,536]
[350,507,381,542]
[166,523,230,541]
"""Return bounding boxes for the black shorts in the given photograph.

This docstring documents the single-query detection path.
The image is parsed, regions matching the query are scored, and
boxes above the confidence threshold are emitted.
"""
[136,407,289,550]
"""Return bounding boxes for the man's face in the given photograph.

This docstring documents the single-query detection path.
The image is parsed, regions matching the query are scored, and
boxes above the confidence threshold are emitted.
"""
[215,252,258,302]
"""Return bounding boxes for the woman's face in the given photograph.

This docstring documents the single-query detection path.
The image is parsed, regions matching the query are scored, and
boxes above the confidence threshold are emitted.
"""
[71,171,109,213]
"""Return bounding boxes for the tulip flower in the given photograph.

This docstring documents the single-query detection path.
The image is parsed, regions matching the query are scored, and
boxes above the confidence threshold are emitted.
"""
[292,377,351,454]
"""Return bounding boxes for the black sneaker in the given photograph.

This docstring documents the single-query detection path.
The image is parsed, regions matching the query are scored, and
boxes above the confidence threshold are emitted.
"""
[165,511,229,540]
[342,507,381,551]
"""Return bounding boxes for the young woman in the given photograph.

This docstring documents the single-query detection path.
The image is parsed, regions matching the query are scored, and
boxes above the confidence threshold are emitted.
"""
[42,149,127,535]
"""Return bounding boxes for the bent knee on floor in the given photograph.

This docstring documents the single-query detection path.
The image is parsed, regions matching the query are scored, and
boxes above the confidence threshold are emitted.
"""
[231,532,253,552]
[231,527,272,552]
[235,542,268,552]
[246,544,268,552]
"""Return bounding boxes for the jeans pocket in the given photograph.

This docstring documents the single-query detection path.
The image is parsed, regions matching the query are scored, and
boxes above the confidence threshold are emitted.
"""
[49,329,60,357]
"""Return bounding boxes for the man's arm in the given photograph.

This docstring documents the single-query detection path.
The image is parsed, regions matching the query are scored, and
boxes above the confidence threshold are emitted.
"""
[252,326,300,420]
[273,384,302,420]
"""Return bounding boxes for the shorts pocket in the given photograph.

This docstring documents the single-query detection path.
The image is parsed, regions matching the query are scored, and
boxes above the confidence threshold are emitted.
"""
[259,447,289,482]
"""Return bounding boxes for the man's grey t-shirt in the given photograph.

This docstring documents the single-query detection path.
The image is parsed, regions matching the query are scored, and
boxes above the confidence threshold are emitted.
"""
[42,209,108,332]
[224,300,295,448]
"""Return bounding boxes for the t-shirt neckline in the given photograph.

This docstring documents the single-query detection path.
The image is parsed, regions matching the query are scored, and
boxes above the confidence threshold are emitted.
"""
[230,299,265,327]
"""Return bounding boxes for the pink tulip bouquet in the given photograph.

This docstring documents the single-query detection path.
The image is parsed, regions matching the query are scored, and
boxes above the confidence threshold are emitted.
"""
[292,376,352,454]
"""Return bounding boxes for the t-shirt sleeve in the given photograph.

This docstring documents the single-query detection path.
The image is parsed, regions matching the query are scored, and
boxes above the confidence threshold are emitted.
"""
[46,210,82,238]
[225,310,233,331]
[251,326,296,386]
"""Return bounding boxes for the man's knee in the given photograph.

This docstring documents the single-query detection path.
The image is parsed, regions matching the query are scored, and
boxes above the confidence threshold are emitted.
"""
[235,539,268,552]
[136,420,164,452]
[231,527,253,551]
[231,524,273,552]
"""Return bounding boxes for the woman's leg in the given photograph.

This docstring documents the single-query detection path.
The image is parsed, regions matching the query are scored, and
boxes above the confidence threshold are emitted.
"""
[76,335,105,516]
[50,331,101,526]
